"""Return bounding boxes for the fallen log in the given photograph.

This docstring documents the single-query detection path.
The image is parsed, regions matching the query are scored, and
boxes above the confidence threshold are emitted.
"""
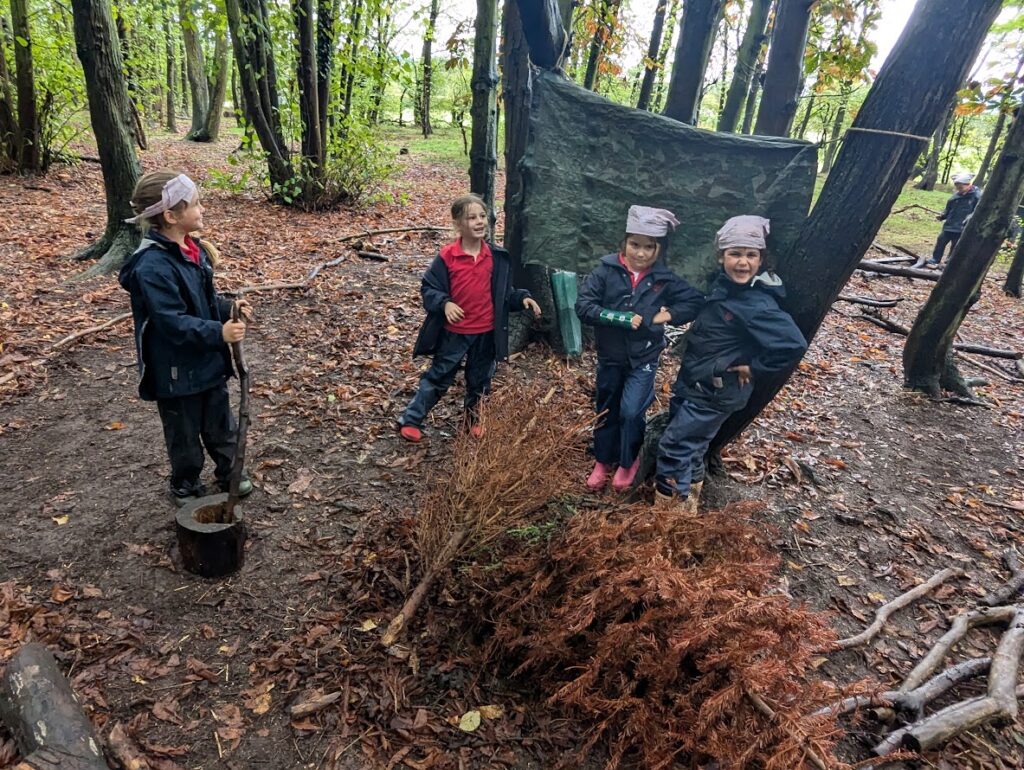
[857,315,1023,363]
[0,644,108,770]
[981,549,1024,607]
[836,294,902,308]
[856,260,941,280]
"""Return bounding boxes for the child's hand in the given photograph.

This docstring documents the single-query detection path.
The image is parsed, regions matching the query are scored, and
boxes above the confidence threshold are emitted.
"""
[235,299,254,321]
[727,364,752,386]
[630,314,643,330]
[223,320,246,344]
[652,306,672,325]
[444,302,465,323]
[523,298,542,318]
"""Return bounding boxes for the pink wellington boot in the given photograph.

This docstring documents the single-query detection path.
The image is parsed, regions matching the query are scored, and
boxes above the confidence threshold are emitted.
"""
[612,457,641,492]
[586,462,613,491]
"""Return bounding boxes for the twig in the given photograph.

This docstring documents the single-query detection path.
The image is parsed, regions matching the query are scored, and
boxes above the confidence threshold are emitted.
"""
[981,550,1024,607]
[836,294,902,308]
[745,690,828,770]
[956,353,1022,384]
[890,204,943,217]
[289,691,343,718]
[833,568,960,650]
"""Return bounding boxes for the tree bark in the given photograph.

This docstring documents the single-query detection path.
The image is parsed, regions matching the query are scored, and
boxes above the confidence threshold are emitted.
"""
[342,0,363,119]
[821,85,849,175]
[180,0,211,140]
[916,98,955,189]
[795,89,814,139]
[0,18,18,169]
[636,0,669,110]
[710,0,1003,454]
[740,40,768,133]
[650,0,679,112]
[754,0,814,136]
[662,0,725,124]
[202,30,229,141]
[164,5,177,132]
[904,109,1024,396]
[718,0,771,133]
[420,0,440,137]
[470,0,499,232]
[582,0,622,92]
[316,0,338,140]
[502,0,531,288]
[70,0,142,278]
[11,0,40,170]
[514,0,568,70]
[293,0,323,178]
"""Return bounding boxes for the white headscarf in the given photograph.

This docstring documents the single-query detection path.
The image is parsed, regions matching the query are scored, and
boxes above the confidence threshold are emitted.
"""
[951,172,974,185]
[625,205,680,237]
[715,215,770,251]
[125,174,197,223]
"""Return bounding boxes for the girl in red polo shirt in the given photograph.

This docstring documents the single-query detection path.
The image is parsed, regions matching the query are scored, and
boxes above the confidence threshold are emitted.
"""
[398,194,541,442]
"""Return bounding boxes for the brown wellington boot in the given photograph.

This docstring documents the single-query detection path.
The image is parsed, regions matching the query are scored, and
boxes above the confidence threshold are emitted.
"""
[653,488,676,511]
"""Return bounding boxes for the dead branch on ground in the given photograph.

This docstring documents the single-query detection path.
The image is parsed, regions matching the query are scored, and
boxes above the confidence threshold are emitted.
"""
[981,550,1024,607]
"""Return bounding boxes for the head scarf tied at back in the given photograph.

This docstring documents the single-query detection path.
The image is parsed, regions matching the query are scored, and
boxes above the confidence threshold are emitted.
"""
[125,174,197,224]
[951,172,974,185]
[625,205,680,238]
[715,215,771,251]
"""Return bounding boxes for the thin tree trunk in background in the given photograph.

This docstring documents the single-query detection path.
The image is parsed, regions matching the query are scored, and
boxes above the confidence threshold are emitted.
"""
[740,45,766,133]
[754,0,814,136]
[711,0,1002,453]
[582,0,622,92]
[718,0,772,132]
[650,0,679,112]
[10,0,40,170]
[115,8,147,150]
[975,48,1024,185]
[420,0,440,136]
[916,98,955,190]
[164,6,177,132]
[179,37,188,115]
[293,0,323,177]
[316,0,338,141]
[1004,228,1024,297]
[714,16,730,125]
[343,0,363,118]
[662,0,725,124]
[0,19,19,169]
[180,0,211,140]
[470,0,499,231]
[904,110,1024,395]
[69,0,142,276]
[203,30,229,141]
[795,89,814,139]
[636,0,668,110]
[821,84,849,174]
[942,116,966,184]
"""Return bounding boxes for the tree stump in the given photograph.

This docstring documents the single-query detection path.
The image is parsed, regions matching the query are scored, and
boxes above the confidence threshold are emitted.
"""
[175,493,246,578]
[0,644,107,770]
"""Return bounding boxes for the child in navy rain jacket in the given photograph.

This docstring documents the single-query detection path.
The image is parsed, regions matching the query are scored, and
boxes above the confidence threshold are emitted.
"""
[655,215,807,512]
[397,194,541,442]
[119,171,253,506]
[575,206,703,492]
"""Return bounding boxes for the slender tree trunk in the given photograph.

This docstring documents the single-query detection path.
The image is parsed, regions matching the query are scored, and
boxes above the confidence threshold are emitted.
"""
[420,0,440,137]
[662,0,725,124]
[1004,227,1024,297]
[470,0,499,232]
[740,46,766,133]
[0,18,18,169]
[714,16,730,125]
[10,0,40,170]
[711,0,1003,454]
[179,37,189,115]
[636,0,668,110]
[164,7,177,132]
[202,31,229,141]
[754,0,814,136]
[316,0,338,142]
[941,116,967,184]
[503,0,532,287]
[795,89,814,139]
[293,0,323,182]
[582,0,622,92]
[650,0,679,112]
[904,110,1024,395]
[69,0,142,276]
[976,109,1007,188]
[821,84,849,174]
[180,0,211,140]
[916,98,955,190]
[718,0,772,133]
[342,0,363,119]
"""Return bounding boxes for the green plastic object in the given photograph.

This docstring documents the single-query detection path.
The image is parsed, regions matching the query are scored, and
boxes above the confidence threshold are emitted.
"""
[551,270,583,357]
[598,308,635,329]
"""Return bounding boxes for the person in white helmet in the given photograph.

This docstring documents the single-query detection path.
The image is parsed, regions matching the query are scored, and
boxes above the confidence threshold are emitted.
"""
[922,172,983,268]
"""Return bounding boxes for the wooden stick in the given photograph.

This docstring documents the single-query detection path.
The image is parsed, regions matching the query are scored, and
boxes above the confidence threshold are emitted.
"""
[956,353,1022,384]
[289,691,343,718]
[833,568,960,650]
[857,315,1022,361]
[890,203,943,217]
[856,260,941,281]
[981,550,1024,607]
[744,690,828,770]
[836,294,902,308]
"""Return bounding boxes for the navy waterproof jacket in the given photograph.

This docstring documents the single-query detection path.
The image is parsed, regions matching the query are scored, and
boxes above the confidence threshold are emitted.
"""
[412,242,531,362]
[938,186,983,233]
[119,232,234,401]
[679,270,807,387]
[575,254,704,367]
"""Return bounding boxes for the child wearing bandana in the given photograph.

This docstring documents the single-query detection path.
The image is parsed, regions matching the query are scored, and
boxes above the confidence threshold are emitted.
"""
[575,205,703,492]
[119,171,253,506]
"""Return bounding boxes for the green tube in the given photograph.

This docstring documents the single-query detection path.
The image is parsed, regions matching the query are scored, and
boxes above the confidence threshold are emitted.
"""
[599,308,636,329]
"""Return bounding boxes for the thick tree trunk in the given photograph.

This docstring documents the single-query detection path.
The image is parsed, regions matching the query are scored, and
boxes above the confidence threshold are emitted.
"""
[636,0,669,110]
[710,0,1003,454]
[164,6,177,132]
[11,0,40,170]
[470,0,499,232]
[917,99,956,190]
[420,0,440,137]
[514,0,569,71]
[904,110,1024,396]
[502,0,531,288]
[662,0,725,124]
[180,0,211,140]
[202,31,229,141]
[1004,230,1024,298]
[294,0,323,179]
[316,0,338,141]
[754,0,814,136]
[70,0,142,278]
[718,0,772,133]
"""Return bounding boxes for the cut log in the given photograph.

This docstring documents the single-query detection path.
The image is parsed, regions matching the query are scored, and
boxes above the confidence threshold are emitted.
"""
[856,260,941,280]
[175,494,246,578]
[0,644,107,770]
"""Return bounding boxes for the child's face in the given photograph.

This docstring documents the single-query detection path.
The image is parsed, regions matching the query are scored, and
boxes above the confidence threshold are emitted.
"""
[720,247,762,284]
[622,233,660,271]
[456,203,488,241]
[166,192,204,234]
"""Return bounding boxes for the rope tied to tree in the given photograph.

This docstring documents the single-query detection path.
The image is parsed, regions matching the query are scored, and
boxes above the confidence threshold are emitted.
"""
[816,126,933,149]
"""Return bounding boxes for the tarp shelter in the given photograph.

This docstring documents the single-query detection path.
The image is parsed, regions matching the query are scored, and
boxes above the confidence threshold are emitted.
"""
[519,72,818,290]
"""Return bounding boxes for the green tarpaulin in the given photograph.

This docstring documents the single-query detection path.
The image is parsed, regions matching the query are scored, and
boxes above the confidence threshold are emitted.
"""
[520,72,818,291]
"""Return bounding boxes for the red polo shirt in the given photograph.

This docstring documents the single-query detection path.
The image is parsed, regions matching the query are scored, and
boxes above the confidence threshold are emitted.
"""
[440,239,494,334]
[182,236,201,265]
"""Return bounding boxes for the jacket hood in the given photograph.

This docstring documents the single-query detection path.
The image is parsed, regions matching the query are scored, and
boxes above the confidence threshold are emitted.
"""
[710,268,787,300]
[119,235,167,290]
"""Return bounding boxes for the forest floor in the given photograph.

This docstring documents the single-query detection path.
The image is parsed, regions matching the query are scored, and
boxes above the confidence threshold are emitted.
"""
[2,130,1024,770]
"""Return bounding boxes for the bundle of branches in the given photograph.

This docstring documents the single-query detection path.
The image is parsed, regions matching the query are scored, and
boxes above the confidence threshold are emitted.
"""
[381,380,588,646]
[477,502,847,769]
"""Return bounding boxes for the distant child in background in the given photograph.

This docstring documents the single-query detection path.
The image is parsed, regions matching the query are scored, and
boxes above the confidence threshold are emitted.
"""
[397,194,541,442]
[118,171,253,506]
[655,215,806,513]
[575,206,704,492]
[921,171,983,268]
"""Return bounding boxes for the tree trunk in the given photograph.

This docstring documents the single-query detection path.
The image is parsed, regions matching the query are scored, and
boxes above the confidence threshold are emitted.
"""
[1004,229,1024,298]
[342,0,363,119]
[662,0,725,124]
[470,0,499,232]
[179,36,189,114]
[316,0,338,141]
[367,5,392,124]
[916,97,955,190]
[70,0,142,277]
[201,30,229,141]
[795,89,814,139]
[904,109,1024,396]
[714,14,730,125]
[225,0,293,191]
[0,18,18,169]
[582,0,622,92]
[11,0,40,170]
[293,0,324,180]
[420,0,440,137]
[821,84,849,175]
[710,0,1003,455]
[514,0,569,70]
[503,0,532,287]
[650,0,680,112]
[740,47,766,133]
[164,6,177,132]
[754,0,813,136]
[718,0,772,133]
[636,0,669,110]
[180,0,211,140]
